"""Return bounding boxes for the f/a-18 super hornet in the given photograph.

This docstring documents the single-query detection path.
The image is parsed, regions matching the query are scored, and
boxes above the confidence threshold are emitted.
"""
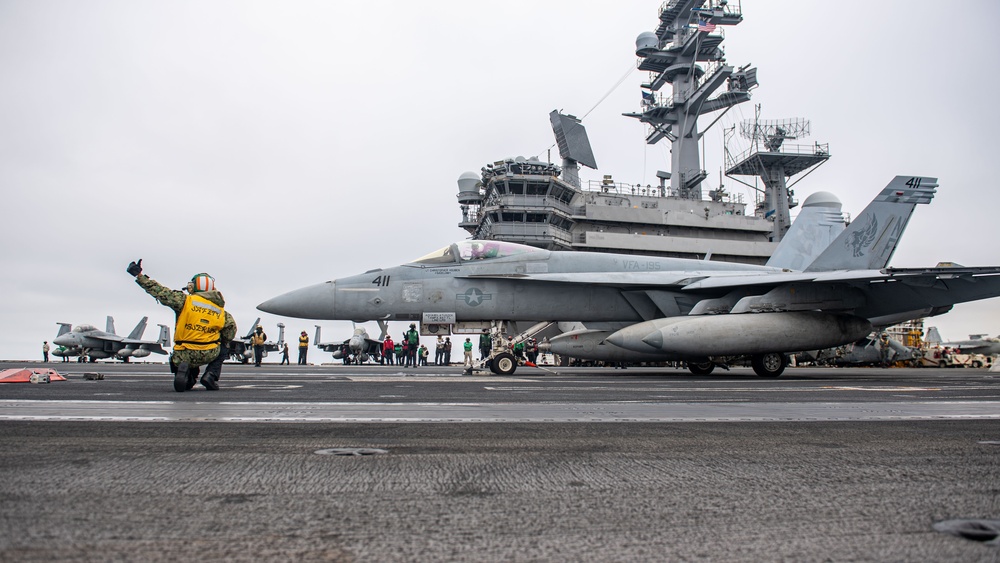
[924,327,1000,356]
[259,176,1000,377]
[52,316,169,362]
[314,323,386,364]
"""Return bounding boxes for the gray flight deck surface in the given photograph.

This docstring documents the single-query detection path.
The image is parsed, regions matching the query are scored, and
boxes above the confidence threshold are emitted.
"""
[1,361,999,561]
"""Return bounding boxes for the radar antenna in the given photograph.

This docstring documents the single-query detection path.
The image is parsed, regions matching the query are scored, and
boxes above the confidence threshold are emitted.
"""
[740,118,810,153]
[549,110,598,189]
[725,106,830,241]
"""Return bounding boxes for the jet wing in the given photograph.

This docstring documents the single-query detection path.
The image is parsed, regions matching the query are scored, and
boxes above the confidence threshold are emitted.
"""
[316,339,352,353]
[678,269,920,291]
[459,271,722,287]
[679,271,838,290]
[462,266,1000,293]
[460,269,884,289]
[121,339,168,355]
[622,267,1000,292]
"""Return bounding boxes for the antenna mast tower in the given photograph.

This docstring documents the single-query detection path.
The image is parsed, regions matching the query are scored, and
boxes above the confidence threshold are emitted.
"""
[725,108,830,241]
[624,0,757,200]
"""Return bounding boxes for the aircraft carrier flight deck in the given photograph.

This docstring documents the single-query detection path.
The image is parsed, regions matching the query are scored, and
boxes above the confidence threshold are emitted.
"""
[1,361,998,562]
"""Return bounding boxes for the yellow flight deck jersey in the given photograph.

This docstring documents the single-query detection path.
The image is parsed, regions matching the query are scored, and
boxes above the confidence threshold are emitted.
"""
[173,294,225,351]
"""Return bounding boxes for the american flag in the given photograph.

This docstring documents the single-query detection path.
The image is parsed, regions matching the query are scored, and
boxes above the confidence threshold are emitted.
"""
[697,18,716,32]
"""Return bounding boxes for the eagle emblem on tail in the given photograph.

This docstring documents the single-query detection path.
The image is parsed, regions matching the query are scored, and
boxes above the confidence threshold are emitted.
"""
[847,215,878,257]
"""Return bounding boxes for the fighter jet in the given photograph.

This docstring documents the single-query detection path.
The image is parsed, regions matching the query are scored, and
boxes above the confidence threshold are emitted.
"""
[226,319,285,363]
[259,176,1000,377]
[797,333,920,367]
[51,316,169,362]
[315,324,384,364]
[924,327,1000,356]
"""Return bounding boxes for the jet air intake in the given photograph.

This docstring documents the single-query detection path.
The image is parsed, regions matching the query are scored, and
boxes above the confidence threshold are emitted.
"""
[607,312,872,357]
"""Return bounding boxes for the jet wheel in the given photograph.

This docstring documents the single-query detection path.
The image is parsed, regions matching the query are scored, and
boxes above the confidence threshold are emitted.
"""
[752,353,787,378]
[688,361,715,375]
[490,352,517,376]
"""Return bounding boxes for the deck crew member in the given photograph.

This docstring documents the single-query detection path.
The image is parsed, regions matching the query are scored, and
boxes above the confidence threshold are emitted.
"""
[127,259,236,392]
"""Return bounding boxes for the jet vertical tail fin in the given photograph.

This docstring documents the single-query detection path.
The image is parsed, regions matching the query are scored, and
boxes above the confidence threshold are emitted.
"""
[244,318,261,339]
[56,323,72,337]
[315,325,322,344]
[925,326,943,345]
[157,324,171,348]
[107,316,116,335]
[766,191,847,270]
[127,317,148,340]
[804,176,937,272]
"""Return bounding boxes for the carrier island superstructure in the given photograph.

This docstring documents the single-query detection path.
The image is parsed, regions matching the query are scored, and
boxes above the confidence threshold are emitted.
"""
[457,0,831,266]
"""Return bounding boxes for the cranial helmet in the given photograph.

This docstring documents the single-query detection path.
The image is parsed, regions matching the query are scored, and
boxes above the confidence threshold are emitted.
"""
[190,273,215,292]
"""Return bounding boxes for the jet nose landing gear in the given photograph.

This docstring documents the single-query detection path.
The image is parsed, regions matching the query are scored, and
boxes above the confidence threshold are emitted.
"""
[490,352,517,376]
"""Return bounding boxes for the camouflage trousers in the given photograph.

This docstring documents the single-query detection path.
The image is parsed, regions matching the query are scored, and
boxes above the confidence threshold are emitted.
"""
[169,347,221,372]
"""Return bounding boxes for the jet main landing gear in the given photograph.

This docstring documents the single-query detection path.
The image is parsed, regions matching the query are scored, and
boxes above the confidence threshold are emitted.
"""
[751,352,787,377]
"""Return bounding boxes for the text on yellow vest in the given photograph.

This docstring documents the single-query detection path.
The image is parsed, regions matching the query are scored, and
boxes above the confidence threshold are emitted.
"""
[174,294,225,351]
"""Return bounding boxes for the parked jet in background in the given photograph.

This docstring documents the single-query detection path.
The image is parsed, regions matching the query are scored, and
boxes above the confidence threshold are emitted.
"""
[51,316,169,362]
[924,327,1000,356]
[260,176,1000,377]
[315,324,384,364]
[226,318,285,363]
[796,333,919,367]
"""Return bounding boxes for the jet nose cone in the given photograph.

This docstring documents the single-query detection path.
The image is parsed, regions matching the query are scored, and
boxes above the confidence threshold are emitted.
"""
[257,281,336,319]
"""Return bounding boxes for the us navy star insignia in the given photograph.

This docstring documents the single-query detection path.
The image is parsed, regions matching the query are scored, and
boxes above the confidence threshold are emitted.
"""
[457,288,492,307]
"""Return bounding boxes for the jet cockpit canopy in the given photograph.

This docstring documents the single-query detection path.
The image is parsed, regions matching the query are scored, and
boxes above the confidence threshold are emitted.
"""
[73,324,98,333]
[412,240,549,265]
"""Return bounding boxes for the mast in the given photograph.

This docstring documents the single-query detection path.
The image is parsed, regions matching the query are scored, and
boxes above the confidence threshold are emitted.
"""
[624,0,757,200]
[724,108,831,241]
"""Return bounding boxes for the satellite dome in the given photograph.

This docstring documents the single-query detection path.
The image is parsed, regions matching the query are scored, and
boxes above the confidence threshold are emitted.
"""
[514,156,526,163]
[801,191,841,209]
[635,32,658,56]
[457,171,480,194]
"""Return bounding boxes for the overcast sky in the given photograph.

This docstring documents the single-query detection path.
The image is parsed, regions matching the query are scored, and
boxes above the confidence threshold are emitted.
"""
[2,0,998,362]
